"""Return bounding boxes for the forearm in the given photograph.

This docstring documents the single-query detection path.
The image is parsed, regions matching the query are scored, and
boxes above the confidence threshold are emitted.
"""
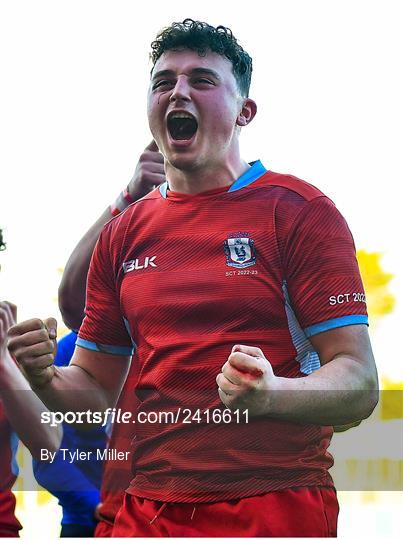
[0,352,62,458]
[270,356,379,425]
[59,208,112,330]
[33,364,111,419]
[7,320,131,430]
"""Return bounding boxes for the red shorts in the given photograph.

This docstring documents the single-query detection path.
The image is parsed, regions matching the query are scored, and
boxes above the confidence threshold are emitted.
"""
[95,519,114,538]
[112,487,339,537]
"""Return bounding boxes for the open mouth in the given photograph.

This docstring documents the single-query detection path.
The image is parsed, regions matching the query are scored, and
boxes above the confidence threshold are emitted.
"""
[167,112,198,141]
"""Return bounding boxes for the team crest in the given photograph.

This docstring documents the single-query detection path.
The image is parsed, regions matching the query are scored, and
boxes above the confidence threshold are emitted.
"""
[224,233,256,268]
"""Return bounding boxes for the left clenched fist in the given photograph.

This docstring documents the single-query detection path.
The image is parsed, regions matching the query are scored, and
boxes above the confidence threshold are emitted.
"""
[216,345,278,417]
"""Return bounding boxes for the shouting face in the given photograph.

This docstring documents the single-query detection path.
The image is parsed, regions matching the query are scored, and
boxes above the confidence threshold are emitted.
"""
[147,48,255,174]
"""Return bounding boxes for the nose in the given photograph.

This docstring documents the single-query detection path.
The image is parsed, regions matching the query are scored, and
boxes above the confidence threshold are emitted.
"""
[169,76,191,103]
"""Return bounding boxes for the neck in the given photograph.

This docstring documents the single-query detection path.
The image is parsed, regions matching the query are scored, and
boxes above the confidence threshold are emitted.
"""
[165,156,250,195]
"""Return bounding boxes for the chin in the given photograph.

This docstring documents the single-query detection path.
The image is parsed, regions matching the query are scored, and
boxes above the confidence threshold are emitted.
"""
[166,153,200,172]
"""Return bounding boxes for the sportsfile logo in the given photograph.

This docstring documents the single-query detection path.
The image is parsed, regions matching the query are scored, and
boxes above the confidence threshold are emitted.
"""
[123,256,157,273]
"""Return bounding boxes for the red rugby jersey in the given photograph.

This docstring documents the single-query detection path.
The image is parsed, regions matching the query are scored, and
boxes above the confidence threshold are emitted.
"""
[96,362,138,532]
[0,404,21,536]
[78,164,368,503]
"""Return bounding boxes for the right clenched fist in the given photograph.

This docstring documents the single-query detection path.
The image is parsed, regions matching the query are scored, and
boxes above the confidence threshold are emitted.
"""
[7,318,58,389]
[127,140,165,200]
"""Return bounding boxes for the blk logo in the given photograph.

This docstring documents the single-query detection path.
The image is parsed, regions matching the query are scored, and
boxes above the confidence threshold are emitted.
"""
[123,256,157,273]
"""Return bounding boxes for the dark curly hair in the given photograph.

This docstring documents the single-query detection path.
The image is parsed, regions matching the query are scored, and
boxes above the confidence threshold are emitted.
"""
[150,19,252,97]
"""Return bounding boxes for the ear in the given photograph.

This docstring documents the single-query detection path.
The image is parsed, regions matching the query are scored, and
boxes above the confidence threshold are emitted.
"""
[236,98,257,127]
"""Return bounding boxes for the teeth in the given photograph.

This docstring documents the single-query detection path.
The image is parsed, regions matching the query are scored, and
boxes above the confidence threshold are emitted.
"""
[169,113,195,120]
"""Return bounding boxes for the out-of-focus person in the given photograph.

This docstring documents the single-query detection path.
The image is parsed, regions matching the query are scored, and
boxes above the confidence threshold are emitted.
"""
[0,301,62,537]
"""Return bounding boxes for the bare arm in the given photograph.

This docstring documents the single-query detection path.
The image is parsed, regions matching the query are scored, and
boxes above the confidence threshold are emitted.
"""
[58,208,113,330]
[7,318,131,421]
[0,302,62,459]
[59,141,164,330]
[270,325,378,424]
[217,325,378,426]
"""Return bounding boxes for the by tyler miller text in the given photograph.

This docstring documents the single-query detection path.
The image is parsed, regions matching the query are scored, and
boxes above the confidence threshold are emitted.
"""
[40,448,130,464]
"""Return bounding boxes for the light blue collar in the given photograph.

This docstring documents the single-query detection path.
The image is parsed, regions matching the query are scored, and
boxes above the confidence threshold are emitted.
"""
[159,160,267,198]
[159,181,168,198]
[228,160,267,192]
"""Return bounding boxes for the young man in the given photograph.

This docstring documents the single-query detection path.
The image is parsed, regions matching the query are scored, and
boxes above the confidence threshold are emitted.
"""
[8,19,378,537]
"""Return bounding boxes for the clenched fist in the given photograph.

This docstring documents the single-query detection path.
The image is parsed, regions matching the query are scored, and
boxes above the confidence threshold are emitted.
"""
[8,318,58,389]
[127,140,165,200]
[216,344,278,417]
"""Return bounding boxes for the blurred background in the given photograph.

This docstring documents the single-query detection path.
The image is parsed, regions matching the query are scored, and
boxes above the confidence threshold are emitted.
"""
[0,0,401,538]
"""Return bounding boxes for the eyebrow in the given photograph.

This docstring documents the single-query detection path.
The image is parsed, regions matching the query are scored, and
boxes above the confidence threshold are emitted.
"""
[151,68,221,81]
